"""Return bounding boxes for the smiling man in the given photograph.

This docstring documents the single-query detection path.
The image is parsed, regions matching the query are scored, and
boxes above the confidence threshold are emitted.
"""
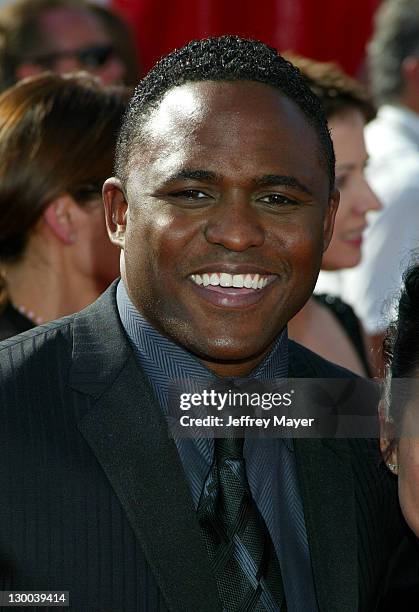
[107,74,336,377]
[0,37,413,612]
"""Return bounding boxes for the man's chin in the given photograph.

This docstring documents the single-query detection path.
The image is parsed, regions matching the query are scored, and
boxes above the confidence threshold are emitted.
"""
[183,335,276,367]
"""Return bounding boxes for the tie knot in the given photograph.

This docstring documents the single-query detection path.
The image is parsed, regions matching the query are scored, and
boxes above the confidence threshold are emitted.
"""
[215,436,244,459]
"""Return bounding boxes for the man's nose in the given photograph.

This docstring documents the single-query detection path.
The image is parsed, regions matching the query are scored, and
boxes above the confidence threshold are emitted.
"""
[204,194,265,251]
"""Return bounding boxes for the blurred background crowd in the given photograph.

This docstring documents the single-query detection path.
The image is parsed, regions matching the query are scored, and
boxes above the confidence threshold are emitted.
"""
[0,0,418,382]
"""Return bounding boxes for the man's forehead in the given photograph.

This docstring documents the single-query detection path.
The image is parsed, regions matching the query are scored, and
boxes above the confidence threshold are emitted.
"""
[125,80,329,201]
[143,84,208,141]
[141,80,310,145]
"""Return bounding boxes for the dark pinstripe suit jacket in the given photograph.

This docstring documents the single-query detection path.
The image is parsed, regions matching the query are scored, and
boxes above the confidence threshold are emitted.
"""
[0,283,412,611]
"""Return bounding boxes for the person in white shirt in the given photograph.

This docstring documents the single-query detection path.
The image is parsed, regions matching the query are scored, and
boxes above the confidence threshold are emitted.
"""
[317,0,419,372]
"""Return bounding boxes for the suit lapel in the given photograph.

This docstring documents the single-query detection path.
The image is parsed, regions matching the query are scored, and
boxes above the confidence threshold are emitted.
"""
[69,284,221,612]
[289,342,358,612]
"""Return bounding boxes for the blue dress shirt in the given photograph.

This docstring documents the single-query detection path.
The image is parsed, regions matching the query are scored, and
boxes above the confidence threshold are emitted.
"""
[117,280,318,611]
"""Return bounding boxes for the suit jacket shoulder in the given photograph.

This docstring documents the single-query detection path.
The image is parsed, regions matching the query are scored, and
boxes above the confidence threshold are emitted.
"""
[288,338,358,378]
[0,314,75,390]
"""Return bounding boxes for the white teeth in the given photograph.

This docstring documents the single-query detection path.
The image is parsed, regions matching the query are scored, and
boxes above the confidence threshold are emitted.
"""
[232,274,244,288]
[191,272,271,289]
[220,272,232,287]
[244,274,253,288]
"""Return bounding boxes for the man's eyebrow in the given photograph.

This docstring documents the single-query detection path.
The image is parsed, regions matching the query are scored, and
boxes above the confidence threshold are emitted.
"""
[164,169,220,183]
[253,175,313,196]
[161,170,313,195]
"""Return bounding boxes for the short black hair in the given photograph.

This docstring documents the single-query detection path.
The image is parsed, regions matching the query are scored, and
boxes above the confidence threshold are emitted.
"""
[115,35,335,190]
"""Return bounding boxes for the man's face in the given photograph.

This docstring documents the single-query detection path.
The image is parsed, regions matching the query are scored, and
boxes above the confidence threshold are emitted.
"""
[17,8,126,85]
[105,81,338,374]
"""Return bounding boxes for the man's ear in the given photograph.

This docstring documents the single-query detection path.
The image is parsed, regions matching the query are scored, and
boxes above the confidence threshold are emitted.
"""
[322,187,340,252]
[103,178,127,249]
[43,196,77,245]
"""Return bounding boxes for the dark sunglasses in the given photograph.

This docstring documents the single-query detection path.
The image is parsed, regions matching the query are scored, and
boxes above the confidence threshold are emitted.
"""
[30,44,117,69]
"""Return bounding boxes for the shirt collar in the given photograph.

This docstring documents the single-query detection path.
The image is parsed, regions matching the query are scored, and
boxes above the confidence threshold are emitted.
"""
[116,279,288,384]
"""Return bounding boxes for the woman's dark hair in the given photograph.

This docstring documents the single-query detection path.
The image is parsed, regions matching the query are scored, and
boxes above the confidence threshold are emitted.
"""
[0,72,128,263]
[384,262,419,429]
[285,54,376,122]
[388,263,419,379]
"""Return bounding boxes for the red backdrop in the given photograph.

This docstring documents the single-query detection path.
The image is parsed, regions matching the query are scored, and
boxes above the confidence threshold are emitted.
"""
[112,0,381,77]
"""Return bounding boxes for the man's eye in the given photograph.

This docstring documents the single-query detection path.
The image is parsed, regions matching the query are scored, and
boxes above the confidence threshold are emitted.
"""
[259,193,298,206]
[170,189,209,200]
